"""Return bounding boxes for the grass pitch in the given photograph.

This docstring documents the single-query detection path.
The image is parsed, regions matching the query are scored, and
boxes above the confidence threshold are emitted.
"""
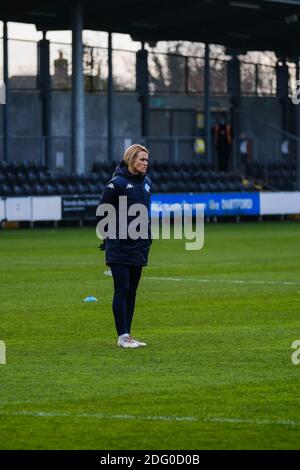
[1,222,300,449]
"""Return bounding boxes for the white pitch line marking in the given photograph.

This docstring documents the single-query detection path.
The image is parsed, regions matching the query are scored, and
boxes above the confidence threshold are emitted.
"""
[143,276,300,286]
[104,271,298,286]
[0,409,299,427]
[143,276,299,286]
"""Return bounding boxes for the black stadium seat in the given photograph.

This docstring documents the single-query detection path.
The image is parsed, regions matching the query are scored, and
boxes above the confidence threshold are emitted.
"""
[0,160,281,197]
[0,183,12,197]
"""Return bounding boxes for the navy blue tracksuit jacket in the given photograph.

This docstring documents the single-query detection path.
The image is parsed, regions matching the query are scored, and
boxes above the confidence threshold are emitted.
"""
[98,160,152,267]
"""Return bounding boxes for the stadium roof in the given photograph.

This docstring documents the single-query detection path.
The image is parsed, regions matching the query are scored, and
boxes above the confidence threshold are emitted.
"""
[2,0,300,56]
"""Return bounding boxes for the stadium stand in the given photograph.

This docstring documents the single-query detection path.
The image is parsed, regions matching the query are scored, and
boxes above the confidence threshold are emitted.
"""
[0,159,281,196]
[0,162,261,197]
[244,160,297,191]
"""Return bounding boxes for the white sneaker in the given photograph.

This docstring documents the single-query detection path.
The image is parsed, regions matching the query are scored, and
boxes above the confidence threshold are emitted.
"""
[128,335,147,347]
[117,334,139,348]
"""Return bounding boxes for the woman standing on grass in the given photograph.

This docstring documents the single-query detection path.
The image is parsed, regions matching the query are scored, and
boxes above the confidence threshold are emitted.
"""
[98,144,152,349]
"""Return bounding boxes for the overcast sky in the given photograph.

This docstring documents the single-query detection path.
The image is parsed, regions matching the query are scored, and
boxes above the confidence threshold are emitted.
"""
[0,21,279,80]
[0,21,152,77]
[0,21,143,47]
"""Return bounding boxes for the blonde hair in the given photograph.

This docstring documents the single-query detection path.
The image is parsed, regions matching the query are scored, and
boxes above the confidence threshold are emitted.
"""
[123,144,149,168]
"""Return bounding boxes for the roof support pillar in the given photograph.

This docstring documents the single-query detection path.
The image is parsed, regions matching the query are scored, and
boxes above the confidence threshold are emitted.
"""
[228,54,241,168]
[295,57,300,190]
[276,58,290,134]
[136,43,149,138]
[71,0,85,174]
[107,32,114,162]
[38,31,51,169]
[2,21,9,163]
[204,43,212,165]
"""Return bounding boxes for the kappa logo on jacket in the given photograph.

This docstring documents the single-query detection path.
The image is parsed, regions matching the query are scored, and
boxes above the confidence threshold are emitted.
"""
[144,183,150,192]
[107,183,114,189]
[126,183,134,189]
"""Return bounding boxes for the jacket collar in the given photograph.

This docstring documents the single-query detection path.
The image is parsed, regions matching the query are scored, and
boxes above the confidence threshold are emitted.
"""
[113,160,146,182]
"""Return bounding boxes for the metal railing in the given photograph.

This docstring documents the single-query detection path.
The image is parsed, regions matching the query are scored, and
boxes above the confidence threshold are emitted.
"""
[0,36,296,95]
[0,135,211,170]
[233,136,300,190]
[1,135,299,191]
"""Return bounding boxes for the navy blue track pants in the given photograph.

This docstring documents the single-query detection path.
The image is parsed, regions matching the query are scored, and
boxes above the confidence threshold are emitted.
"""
[110,264,143,336]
